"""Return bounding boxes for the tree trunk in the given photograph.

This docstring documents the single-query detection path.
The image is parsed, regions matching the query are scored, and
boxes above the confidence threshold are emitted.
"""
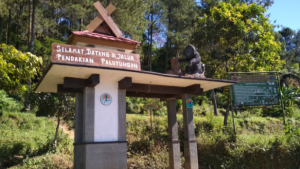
[6,9,11,43]
[54,110,61,147]
[25,0,36,111]
[223,95,230,126]
[80,18,83,31]
[149,12,153,71]
[29,0,36,53]
[28,0,31,46]
[212,89,218,116]
[0,17,4,43]
[165,39,169,73]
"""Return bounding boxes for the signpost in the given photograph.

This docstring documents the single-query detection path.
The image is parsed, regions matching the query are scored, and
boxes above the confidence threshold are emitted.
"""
[228,72,285,132]
[144,104,158,135]
[52,43,141,71]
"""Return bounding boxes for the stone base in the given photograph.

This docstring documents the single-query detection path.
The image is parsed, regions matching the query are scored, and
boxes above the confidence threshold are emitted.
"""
[74,141,127,169]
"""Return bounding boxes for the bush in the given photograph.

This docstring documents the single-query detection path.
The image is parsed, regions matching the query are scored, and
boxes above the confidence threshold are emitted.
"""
[0,90,23,115]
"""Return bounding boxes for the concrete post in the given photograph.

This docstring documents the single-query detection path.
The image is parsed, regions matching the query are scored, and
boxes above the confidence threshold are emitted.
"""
[166,98,181,169]
[182,94,199,169]
[74,93,84,168]
[118,89,127,141]
[83,87,95,142]
[74,86,127,169]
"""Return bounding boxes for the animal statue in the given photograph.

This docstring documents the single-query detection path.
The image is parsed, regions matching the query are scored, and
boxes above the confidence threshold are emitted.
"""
[179,44,204,75]
[167,44,205,77]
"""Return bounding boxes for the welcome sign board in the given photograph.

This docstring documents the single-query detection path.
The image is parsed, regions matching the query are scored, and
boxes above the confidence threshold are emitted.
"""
[52,43,141,71]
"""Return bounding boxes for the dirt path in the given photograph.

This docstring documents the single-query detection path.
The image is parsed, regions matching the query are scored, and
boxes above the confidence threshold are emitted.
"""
[53,119,74,139]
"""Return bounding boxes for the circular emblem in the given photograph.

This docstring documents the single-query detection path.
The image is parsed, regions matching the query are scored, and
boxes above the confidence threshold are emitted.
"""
[185,99,194,108]
[270,76,276,82]
[100,93,112,106]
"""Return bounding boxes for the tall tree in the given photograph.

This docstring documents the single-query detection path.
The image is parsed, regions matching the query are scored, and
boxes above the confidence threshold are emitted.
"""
[278,28,300,72]
[162,0,199,71]
[0,44,42,94]
[193,1,284,125]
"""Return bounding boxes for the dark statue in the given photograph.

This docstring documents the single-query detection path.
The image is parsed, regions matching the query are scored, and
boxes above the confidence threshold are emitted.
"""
[179,44,205,75]
[167,44,205,78]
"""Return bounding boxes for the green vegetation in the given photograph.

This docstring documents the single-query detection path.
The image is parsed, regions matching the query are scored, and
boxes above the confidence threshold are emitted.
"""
[0,110,73,169]
[1,0,300,168]
[0,93,73,169]
[126,111,300,168]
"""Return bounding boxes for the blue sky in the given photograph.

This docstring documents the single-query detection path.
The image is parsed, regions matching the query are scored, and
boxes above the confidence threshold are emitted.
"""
[267,0,300,31]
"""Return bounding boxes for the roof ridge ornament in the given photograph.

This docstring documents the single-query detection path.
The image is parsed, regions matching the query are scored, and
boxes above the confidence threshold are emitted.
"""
[86,1,123,38]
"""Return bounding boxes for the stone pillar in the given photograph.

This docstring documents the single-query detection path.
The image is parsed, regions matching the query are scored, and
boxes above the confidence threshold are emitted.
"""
[74,92,84,169]
[74,87,95,169]
[166,98,181,169]
[182,94,199,169]
[118,89,127,141]
[73,82,127,169]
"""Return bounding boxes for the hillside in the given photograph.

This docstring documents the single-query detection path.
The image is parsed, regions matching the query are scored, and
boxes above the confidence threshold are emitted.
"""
[1,111,300,168]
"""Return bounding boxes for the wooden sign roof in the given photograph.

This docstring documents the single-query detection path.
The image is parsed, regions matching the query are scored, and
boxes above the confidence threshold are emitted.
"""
[86,1,123,38]
[35,63,237,94]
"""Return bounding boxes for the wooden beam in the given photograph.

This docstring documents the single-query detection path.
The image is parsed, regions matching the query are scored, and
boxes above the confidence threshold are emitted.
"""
[93,1,123,37]
[71,35,137,51]
[126,91,179,99]
[184,84,203,95]
[106,3,116,15]
[126,83,203,95]
[127,83,150,93]
[93,25,110,34]
[86,3,116,33]
[64,74,100,89]
[86,15,104,33]
[57,84,83,93]
[87,74,100,87]
[118,77,132,89]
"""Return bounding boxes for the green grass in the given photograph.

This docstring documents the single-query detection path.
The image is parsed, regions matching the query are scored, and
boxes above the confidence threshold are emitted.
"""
[0,111,73,169]
[126,113,300,168]
[2,111,300,168]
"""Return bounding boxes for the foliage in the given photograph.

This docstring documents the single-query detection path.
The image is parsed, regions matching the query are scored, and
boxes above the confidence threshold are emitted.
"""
[0,44,42,93]
[193,1,284,79]
[0,90,23,115]
[278,28,300,71]
[0,111,73,168]
[126,97,167,116]
[30,93,75,122]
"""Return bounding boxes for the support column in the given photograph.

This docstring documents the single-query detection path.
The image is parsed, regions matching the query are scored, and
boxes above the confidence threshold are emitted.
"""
[182,94,199,169]
[118,89,127,141]
[166,98,181,169]
[74,92,84,169]
[74,87,95,169]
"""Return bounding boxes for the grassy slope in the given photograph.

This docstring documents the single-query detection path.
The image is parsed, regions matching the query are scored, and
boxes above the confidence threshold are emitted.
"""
[0,112,73,169]
[1,111,300,168]
[126,114,300,169]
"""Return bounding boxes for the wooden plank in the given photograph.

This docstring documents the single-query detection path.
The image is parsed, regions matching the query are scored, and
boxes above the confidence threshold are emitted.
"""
[64,77,87,89]
[118,77,132,89]
[127,83,150,93]
[87,74,100,87]
[86,15,104,33]
[106,3,116,15]
[93,25,110,34]
[93,1,123,37]
[126,91,178,99]
[184,84,203,95]
[86,4,115,33]
[52,43,141,71]
[57,84,83,93]
[64,74,99,89]
[71,35,137,51]
[126,83,203,95]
